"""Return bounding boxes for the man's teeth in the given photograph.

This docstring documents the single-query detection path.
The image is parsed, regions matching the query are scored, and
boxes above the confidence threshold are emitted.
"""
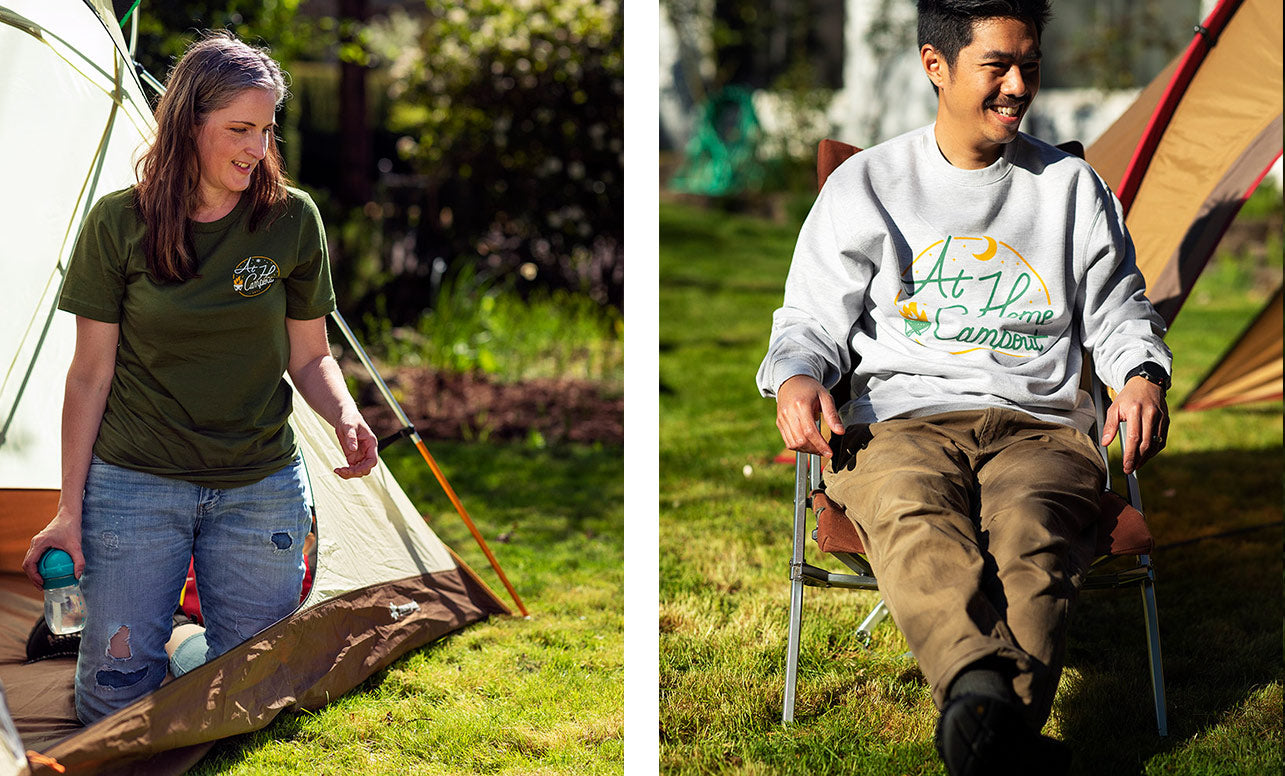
[993,106,1020,117]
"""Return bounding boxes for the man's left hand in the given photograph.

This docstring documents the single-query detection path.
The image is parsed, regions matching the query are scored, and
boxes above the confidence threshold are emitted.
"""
[1102,377,1169,475]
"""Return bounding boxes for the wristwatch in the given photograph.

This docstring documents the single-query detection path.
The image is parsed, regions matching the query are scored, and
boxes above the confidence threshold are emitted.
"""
[1125,361,1170,392]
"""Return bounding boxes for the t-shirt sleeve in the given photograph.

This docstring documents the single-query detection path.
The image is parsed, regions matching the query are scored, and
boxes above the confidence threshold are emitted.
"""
[57,194,128,323]
[285,192,337,320]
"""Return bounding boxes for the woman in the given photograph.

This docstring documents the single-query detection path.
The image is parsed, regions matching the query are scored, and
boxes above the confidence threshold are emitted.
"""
[20,32,378,725]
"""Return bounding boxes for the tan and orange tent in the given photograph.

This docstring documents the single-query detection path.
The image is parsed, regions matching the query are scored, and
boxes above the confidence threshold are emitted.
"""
[1084,0,1283,409]
[0,2,508,774]
[1183,288,1283,409]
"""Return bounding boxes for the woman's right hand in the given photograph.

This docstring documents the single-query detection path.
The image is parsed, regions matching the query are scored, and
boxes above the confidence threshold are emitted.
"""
[22,510,85,589]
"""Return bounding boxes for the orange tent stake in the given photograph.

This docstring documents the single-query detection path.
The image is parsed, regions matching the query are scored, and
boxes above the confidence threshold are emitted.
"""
[409,433,528,616]
[329,310,529,617]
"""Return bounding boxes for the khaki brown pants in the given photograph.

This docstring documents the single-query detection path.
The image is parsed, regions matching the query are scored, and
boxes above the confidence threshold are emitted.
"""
[823,408,1106,727]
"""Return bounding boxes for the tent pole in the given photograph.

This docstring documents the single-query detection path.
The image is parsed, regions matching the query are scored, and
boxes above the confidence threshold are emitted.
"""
[328,310,529,617]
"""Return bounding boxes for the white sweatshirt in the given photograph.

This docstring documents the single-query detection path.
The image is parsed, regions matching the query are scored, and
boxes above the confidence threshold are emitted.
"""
[757,125,1172,434]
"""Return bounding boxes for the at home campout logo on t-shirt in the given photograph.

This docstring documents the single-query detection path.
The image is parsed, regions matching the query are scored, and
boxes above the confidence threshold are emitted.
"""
[232,256,280,298]
[894,235,1055,358]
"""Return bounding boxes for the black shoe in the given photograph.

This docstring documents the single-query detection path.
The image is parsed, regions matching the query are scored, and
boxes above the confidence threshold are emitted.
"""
[935,693,1071,776]
[25,617,81,663]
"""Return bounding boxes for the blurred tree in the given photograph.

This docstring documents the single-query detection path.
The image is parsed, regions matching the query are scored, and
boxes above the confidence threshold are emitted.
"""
[710,0,842,90]
[367,0,623,317]
[338,0,372,207]
[120,0,318,85]
[1042,0,1197,90]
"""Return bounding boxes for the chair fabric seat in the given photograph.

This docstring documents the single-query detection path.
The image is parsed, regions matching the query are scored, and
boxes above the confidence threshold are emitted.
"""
[812,488,1154,558]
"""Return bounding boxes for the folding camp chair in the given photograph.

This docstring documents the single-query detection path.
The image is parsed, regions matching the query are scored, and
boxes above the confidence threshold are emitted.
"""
[780,139,1168,737]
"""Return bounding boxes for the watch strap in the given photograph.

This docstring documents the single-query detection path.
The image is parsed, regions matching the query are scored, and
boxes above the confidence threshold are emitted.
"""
[1125,361,1170,391]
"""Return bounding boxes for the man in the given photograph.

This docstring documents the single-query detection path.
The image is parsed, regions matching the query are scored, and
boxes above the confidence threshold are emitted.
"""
[756,1,1171,774]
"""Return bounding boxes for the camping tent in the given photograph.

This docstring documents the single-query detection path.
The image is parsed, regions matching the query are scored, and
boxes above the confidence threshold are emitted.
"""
[1182,287,1283,409]
[1084,0,1283,408]
[0,1,508,773]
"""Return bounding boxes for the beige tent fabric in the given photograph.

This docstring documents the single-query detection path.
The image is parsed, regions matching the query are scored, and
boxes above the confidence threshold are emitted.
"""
[1084,0,1283,410]
[290,393,460,603]
[1086,56,1178,192]
[1183,288,1284,409]
[0,0,153,490]
[1122,0,1283,318]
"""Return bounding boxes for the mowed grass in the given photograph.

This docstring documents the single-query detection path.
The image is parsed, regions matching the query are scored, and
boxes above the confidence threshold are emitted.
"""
[190,440,623,775]
[659,198,1283,775]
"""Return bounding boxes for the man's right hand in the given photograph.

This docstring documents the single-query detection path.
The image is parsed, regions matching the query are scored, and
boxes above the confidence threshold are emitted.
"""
[776,374,845,458]
[22,510,84,589]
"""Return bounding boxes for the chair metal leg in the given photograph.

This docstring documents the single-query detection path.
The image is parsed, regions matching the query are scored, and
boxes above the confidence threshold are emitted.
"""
[784,453,811,724]
[855,599,889,647]
[1139,557,1168,736]
[783,565,804,723]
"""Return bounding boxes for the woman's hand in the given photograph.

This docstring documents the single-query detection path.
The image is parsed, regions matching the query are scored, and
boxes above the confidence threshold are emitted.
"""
[286,317,380,478]
[21,509,85,589]
[333,412,378,478]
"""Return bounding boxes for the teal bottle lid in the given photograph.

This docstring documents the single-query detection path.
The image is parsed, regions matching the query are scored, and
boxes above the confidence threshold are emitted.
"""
[37,548,77,590]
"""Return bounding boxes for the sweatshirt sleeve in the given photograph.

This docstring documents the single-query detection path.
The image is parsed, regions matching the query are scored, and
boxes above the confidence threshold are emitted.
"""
[756,175,876,397]
[1077,189,1172,391]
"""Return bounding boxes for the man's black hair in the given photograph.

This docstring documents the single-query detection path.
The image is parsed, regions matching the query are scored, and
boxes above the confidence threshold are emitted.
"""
[917,0,1051,74]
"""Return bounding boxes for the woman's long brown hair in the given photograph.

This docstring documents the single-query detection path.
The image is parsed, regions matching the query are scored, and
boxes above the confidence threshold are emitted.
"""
[134,31,290,283]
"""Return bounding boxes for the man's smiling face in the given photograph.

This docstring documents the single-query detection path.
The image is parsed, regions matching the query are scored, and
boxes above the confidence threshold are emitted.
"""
[924,16,1041,168]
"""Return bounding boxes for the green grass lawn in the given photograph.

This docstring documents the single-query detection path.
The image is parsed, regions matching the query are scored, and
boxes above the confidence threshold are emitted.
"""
[190,439,623,775]
[659,198,1283,775]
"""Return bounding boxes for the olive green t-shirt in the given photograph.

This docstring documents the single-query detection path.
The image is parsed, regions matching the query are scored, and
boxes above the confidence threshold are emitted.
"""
[57,186,336,488]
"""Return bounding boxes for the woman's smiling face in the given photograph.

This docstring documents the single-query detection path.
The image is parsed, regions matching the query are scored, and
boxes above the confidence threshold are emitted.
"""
[193,87,278,212]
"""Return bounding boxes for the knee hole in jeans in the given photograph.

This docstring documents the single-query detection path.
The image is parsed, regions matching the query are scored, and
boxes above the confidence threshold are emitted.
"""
[271,532,292,551]
[97,626,147,689]
[107,625,131,659]
[96,667,148,689]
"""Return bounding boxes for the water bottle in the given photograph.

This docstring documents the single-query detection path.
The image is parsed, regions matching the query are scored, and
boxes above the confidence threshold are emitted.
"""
[37,549,85,635]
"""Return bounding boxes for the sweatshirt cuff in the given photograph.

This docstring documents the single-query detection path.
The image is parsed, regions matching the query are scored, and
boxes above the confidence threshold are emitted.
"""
[770,359,825,397]
[1105,349,1172,392]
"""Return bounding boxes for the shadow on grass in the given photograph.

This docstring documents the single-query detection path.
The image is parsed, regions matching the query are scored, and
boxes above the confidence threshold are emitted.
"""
[382,439,623,543]
[1059,447,1283,775]
[381,439,624,604]
[662,275,787,296]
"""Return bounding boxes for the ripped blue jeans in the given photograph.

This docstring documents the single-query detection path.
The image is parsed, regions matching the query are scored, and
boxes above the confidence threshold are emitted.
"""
[74,455,312,725]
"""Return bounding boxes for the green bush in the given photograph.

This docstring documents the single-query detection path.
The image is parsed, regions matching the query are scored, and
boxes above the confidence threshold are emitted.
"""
[362,267,622,384]
[367,0,623,314]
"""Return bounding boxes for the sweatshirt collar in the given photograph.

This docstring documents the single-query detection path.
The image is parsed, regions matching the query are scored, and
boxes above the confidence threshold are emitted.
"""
[920,125,1017,187]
